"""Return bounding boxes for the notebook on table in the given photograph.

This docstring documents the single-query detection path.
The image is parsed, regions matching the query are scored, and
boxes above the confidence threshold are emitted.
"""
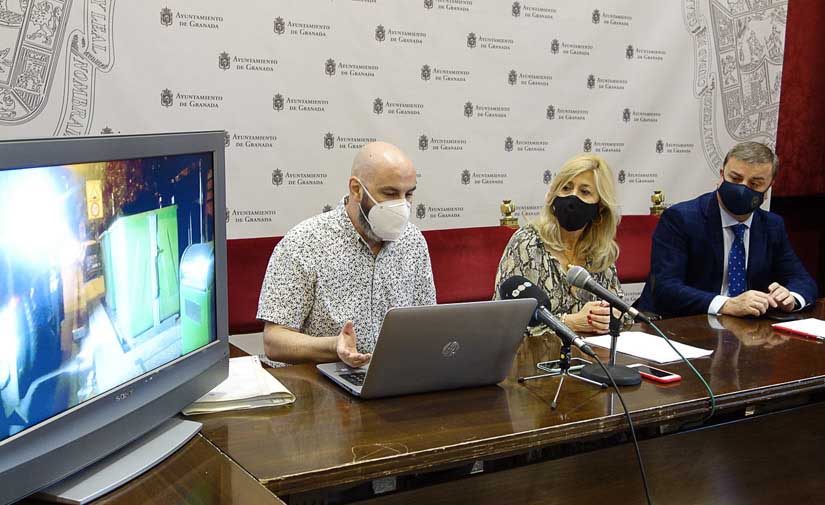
[317,299,536,399]
[183,356,295,414]
[772,318,825,340]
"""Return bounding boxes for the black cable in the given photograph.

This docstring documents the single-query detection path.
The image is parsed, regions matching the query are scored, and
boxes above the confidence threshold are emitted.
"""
[594,355,653,505]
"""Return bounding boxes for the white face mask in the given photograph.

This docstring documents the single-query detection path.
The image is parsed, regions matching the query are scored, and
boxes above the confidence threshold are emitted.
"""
[356,178,411,241]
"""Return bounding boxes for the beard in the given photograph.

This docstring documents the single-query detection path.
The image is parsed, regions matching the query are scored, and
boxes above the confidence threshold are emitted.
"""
[358,199,383,243]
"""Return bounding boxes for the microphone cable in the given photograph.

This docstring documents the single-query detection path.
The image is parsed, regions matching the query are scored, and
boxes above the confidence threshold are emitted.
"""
[567,266,716,420]
[592,354,653,505]
[646,321,716,421]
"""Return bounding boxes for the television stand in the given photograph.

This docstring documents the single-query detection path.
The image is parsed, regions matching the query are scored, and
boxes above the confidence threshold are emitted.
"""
[36,417,201,504]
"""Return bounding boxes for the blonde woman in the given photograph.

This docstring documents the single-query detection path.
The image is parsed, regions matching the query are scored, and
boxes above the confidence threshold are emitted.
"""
[493,154,623,334]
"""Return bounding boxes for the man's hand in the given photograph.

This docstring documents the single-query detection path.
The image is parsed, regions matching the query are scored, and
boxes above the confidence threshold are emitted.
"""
[336,320,372,367]
[720,290,776,317]
[768,282,796,313]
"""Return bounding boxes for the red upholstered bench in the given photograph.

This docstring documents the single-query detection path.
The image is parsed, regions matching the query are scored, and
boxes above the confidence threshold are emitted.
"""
[226,216,659,335]
[614,215,659,283]
[227,237,281,335]
[424,226,517,304]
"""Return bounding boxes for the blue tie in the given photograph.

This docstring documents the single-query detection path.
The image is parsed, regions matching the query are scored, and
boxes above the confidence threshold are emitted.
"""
[728,224,747,297]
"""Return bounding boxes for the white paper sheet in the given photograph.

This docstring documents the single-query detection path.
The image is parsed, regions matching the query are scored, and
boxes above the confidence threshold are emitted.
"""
[196,355,292,403]
[583,331,713,364]
[182,356,296,415]
[772,318,825,339]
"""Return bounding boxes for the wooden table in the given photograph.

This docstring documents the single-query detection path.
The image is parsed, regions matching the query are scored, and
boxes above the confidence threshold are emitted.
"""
[18,434,284,505]
[17,301,825,504]
[196,300,825,503]
[357,402,825,505]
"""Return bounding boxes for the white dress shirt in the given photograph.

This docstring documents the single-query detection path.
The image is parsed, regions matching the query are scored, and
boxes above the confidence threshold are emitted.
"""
[707,206,804,314]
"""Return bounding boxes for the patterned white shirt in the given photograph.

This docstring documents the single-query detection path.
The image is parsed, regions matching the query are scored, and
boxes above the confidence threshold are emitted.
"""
[257,200,437,357]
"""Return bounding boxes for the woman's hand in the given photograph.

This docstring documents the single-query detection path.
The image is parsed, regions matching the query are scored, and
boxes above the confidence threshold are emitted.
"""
[566,301,611,333]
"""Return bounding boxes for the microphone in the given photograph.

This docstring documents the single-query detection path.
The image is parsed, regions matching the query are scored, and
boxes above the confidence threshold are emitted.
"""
[499,276,597,358]
[566,266,650,324]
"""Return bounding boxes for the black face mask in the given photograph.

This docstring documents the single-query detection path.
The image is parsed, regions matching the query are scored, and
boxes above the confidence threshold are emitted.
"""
[717,180,765,215]
[552,194,599,231]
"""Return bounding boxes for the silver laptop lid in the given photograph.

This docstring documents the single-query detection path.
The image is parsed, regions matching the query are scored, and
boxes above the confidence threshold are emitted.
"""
[355,298,536,399]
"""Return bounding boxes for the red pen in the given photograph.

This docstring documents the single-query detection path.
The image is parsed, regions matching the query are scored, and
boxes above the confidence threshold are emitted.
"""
[773,325,825,341]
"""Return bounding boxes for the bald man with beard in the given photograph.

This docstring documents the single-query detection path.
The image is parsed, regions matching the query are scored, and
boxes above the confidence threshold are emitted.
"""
[257,142,437,367]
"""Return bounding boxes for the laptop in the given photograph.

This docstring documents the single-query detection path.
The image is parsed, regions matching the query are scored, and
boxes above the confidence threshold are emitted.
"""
[317,299,536,399]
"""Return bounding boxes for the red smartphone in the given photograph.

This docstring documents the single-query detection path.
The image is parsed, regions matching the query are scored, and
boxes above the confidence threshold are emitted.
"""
[627,364,681,384]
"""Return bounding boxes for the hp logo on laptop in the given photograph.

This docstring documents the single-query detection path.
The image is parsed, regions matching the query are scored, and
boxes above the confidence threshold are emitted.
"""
[441,341,460,358]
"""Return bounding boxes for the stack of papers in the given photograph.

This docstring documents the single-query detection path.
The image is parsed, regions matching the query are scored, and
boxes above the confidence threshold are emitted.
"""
[182,355,295,415]
[583,331,714,364]
[772,318,825,340]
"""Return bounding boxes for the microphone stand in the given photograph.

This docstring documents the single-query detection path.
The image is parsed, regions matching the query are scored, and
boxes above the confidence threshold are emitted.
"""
[579,303,642,386]
[609,303,622,366]
[519,343,606,410]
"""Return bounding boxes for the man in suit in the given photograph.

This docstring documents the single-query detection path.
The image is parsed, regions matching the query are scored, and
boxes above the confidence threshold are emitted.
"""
[636,142,817,318]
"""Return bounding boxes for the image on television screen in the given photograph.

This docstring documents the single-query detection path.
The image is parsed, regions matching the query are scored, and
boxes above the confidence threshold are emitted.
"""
[0,153,217,441]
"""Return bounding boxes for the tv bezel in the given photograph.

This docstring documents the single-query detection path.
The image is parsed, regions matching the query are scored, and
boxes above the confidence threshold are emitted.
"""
[0,131,229,504]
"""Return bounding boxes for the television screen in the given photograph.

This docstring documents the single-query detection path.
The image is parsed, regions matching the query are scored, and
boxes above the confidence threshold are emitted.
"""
[0,152,217,441]
[0,132,228,505]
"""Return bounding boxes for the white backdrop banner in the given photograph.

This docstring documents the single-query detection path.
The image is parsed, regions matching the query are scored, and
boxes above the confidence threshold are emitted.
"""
[0,0,788,239]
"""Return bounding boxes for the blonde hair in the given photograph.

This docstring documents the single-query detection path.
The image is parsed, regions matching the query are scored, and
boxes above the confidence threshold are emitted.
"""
[535,154,620,273]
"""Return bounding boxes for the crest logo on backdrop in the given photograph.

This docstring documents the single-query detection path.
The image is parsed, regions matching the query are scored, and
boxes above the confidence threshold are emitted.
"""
[467,32,476,48]
[464,101,474,118]
[512,2,521,17]
[0,0,73,124]
[421,64,431,81]
[710,1,785,141]
[375,25,385,42]
[218,52,230,70]
[325,58,336,76]
[274,17,286,34]
[161,7,173,26]
[461,169,471,185]
[161,88,174,107]
[546,105,556,120]
[324,133,335,149]
[419,134,429,150]
[272,169,284,186]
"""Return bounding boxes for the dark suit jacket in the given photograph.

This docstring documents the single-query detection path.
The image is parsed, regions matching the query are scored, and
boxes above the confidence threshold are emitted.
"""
[635,191,817,317]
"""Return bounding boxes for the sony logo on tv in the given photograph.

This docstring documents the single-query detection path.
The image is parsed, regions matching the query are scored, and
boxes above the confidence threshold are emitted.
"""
[115,389,135,402]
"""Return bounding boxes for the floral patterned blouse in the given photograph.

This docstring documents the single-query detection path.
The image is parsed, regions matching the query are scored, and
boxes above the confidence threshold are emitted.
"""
[493,225,624,335]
